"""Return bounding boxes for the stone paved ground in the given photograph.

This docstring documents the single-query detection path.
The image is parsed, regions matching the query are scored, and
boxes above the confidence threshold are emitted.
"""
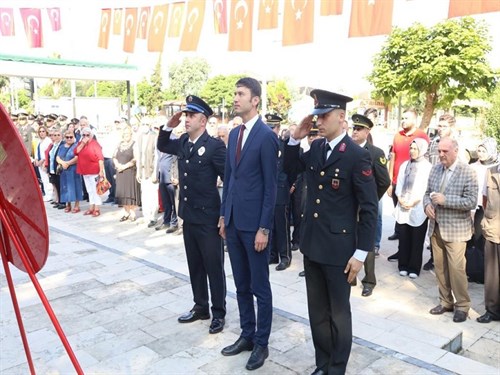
[1,196,498,374]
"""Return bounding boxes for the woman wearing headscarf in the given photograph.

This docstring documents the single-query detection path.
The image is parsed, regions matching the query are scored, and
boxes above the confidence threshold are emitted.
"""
[75,127,105,217]
[470,137,499,250]
[57,130,83,213]
[394,138,432,278]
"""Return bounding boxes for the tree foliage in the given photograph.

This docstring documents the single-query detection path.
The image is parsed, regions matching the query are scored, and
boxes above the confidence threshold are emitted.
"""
[200,74,244,115]
[484,85,500,146]
[368,17,497,129]
[266,80,292,120]
[168,57,210,99]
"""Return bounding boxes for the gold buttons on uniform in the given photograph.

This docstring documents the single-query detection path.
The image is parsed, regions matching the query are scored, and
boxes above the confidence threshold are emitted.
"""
[320,171,325,176]
[342,229,346,233]
[184,197,187,201]
[184,186,187,189]
[316,199,320,204]
[184,173,187,176]
[186,160,189,164]
[319,185,323,190]
[301,214,304,218]
[313,213,318,218]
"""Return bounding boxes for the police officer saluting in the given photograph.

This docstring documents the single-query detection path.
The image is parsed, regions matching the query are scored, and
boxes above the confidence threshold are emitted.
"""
[157,95,227,334]
[285,90,378,374]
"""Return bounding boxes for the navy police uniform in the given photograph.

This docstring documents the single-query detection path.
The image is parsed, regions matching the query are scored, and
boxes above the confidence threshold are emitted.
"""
[157,95,227,322]
[352,114,391,296]
[265,114,292,270]
[285,90,378,374]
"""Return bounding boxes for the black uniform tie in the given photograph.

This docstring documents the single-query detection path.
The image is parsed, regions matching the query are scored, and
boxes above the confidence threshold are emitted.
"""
[324,143,331,163]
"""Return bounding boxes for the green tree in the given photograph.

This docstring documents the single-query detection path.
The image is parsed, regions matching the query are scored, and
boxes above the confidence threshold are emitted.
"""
[484,85,500,145]
[266,80,292,120]
[368,17,497,129]
[200,74,244,115]
[168,57,210,99]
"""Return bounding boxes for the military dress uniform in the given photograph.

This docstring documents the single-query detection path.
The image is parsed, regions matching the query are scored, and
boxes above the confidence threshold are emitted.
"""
[285,90,378,374]
[157,96,227,328]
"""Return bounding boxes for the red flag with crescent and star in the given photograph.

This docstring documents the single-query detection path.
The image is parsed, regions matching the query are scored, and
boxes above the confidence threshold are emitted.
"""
[348,0,394,37]
[113,8,123,35]
[97,9,111,49]
[137,7,150,39]
[228,0,254,51]
[46,8,61,31]
[321,0,343,16]
[179,0,205,51]
[148,4,169,52]
[0,8,15,36]
[20,8,43,48]
[213,0,228,34]
[448,0,500,18]
[123,8,138,53]
[168,2,185,37]
[282,0,315,46]
[258,0,278,29]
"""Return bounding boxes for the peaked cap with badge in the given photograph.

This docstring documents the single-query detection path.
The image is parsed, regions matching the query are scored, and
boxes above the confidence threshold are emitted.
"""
[351,114,373,129]
[310,89,353,115]
[183,95,213,118]
[265,114,282,128]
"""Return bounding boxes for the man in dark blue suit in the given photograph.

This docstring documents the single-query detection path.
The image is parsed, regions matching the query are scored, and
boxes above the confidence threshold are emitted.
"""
[219,77,279,371]
[285,90,378,375]
[157,95,227,335]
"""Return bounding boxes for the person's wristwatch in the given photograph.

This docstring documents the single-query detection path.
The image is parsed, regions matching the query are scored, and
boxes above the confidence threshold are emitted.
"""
[259,227,270,236]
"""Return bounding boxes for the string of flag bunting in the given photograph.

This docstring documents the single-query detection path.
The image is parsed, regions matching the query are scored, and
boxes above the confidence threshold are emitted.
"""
[1,0,499,52]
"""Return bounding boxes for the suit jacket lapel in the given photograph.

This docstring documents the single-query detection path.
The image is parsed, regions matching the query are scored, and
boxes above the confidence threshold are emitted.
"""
[323,135,349,169]
[237,121,261,167]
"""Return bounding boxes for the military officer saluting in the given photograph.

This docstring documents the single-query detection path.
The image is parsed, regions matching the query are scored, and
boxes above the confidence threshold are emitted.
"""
[284,89,378,375]
[157,95,227,335]
[265,114,292,271]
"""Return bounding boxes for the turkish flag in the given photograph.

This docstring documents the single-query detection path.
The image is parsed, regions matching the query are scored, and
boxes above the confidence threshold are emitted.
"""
[448,0,500,18]
[113,8,123,35]
[179,0,205,51]
[123,8,138,53]
[228,0,254,51]
[168,2,185,37]
[258,0,278,30]
[0,8,15,36]
[20,8,43,48]
[213,0,228,34]
[148,4,169,52]
[321,0,343,16]
[282,0,314,46]
[46,8,61,31]
[97,9,111,49]
[348,0,394,37]
[137,7,150,39]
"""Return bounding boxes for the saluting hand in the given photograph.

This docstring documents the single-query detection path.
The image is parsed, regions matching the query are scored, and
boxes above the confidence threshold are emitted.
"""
[344,257,363,284]
[293,115,315,140]
[166,111,183,128]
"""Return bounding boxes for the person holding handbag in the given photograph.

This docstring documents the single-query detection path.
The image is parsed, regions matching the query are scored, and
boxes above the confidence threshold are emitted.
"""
[75,127,105,217]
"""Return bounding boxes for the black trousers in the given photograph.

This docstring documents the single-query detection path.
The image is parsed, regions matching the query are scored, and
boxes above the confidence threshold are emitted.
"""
[304,256,352,375]
[398,220,428,275]
[270,204,291,262]
[391,183,401,236]
[158,182,178,226]
[290,184,302,245]
[183,222,226,319]
[104,158,116,200]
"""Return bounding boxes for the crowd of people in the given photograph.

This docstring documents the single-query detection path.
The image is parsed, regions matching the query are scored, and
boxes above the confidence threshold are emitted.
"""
[10,79,499,373]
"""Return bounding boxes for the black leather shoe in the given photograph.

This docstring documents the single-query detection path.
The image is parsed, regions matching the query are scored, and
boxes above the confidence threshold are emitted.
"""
[166,225,179,234]
[453,310,468,323]
[275,260,290,271]
[361,287,373,297]
[299,270,305,277]
[245,345,269,371]
[311,369,327,375]
[177,310,210,323]
[387,252,399,262]
[269,258,279,265]
[209,318,225,334]
[423,259,434,271]
[476,312,500,323]
[388,233,399,241]
[221,337,254,356]
[429,305,453,315]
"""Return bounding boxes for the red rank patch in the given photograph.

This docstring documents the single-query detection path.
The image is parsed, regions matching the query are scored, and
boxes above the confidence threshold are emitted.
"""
[362,169,372,177]
[339,143,346,152]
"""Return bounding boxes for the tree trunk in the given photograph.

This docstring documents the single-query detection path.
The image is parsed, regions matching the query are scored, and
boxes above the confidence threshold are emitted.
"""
[420,92,436,130]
